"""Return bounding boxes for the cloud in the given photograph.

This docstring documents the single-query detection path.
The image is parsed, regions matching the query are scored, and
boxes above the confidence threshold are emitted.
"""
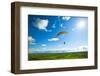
[28,36,35,45]
[68,45,88,52]
[28,36,35,42]
[76,20,86,29]
[62,16,71,20]
[72,20,86,31]
[41,44,46,47]
[48,38,59,41]
[34,18,48,31]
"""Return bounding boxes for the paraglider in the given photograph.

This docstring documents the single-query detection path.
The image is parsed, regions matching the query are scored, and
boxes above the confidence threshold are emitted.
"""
[55,31,68,45]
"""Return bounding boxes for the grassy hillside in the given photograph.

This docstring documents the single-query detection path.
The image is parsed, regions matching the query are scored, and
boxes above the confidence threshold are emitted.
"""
[28,51,88,60]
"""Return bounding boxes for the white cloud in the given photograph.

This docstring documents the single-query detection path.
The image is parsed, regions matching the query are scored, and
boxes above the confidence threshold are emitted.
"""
[41,44,46,47]
[28,36,35,42]
[76,20,86,29]
[48,38,59,41]
[68,45,88,52]
[47,45,88,53]
[28,36,35,45]
[34,18,48,31]
[62,16,71,20]
[72,20,86,31]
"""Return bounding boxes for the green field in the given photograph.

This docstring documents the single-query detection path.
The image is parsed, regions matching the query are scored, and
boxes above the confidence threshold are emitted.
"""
[28,51,88,60]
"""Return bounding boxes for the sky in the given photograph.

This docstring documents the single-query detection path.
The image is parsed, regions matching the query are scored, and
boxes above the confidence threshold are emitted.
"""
[28,15,88,53]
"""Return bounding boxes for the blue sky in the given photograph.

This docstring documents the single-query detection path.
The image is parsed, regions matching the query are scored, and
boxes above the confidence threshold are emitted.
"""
[28,15,88,53]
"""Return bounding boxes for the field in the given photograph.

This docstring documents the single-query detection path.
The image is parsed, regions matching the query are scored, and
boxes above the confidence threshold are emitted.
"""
[28,51,88,60]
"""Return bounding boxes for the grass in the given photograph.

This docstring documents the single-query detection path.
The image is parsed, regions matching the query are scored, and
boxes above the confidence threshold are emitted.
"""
[28,51,88,61]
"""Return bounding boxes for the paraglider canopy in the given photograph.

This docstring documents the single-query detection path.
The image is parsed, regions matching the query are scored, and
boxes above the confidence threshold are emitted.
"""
[56,31,68,37]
